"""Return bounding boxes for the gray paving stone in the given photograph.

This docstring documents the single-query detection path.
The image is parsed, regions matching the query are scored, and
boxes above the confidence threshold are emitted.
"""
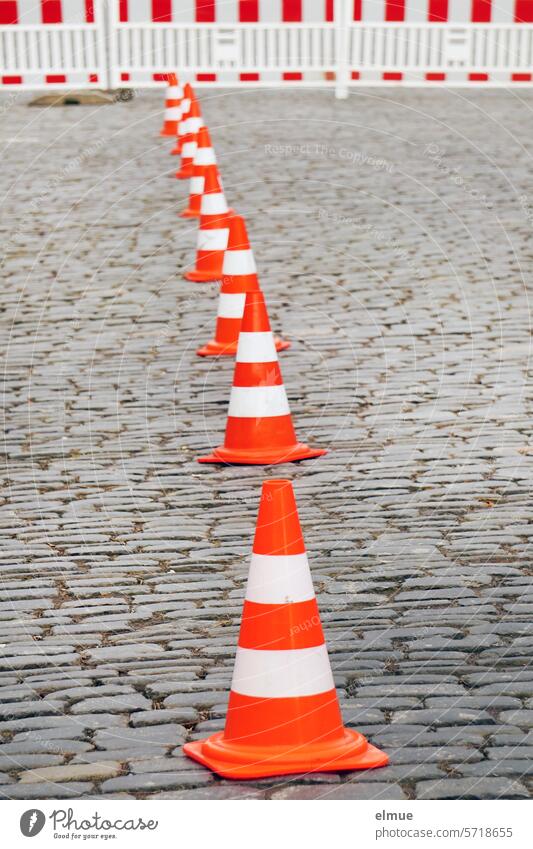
[100,772,214,793]
[18,762,123,784]
[70,693,151,714]
[271,783,407,800]
[416,777,530,800]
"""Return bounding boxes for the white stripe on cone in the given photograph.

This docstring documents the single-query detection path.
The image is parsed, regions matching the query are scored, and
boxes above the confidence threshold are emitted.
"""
[228,385,290,418]
[201,193,229,215]
[246,553,315,604]
[186,117,203,134]
[167,86,181,98]
[218,292,246,318]
[222,249,257,276]
[231,645,334,698]
[198,228,229,252]
[182,141,197,158]
[165,106,181,120]
[190,176,205,194]
[195,147,216,166]
[236,332,278,364]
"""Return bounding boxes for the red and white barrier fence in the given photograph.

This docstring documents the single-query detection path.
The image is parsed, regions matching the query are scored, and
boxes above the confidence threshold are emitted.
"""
[1,1,533,93]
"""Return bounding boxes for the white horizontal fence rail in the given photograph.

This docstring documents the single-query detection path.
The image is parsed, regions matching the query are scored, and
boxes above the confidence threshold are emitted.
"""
[0,13,107,89]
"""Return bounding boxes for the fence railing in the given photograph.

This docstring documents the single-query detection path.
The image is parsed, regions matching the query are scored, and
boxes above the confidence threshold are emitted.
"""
[0,10,107,89]
[1,1,533,96]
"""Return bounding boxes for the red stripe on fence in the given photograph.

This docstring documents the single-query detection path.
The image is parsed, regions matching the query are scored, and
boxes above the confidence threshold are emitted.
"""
[471,0,491,22]
[119,0,128,22]
[46,74,67,82]
[428,0,448,21]
[283,0,302,22]
[196,0,215,22]
[152,0,171,22]
[515,0,533,21]
[239,0,258,20]
[41,0,62,23]
[353,0,362,18]
[385,1,405,21]
[2,75,22,83]
[0,1,18,23]
[325,0,334,21]
[85,0,94,22]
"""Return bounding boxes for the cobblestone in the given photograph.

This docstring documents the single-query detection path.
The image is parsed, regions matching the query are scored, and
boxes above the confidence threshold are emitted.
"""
[0,87,532,800]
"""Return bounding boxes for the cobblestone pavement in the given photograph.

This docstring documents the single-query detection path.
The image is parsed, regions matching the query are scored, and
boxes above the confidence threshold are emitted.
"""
[0,86,532,801]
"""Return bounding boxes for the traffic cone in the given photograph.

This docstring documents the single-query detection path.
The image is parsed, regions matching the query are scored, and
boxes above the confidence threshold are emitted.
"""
[159,73,183,137]
[198,290,326,463]
[170,82,192,155]
[175,97,203,180]
[184,165,230,283]
[180,127,217,219]
[184,479,389,779]
[197,214,290,356]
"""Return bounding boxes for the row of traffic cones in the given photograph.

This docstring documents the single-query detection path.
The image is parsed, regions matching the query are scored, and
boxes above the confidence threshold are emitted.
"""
[159,75,388,779]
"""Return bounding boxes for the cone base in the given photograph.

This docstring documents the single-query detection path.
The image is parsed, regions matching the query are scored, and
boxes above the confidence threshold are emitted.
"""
[184,269,222,283]
[160,128,176,137]
[170,147,181,155]
[183,729,388,780]
[197,443,327,465]
[197,336,291,357]
[180,208,201,219]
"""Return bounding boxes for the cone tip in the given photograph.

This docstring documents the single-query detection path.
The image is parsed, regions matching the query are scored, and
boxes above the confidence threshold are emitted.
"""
[227,214,251,250]
[261,478,294,505]
[203,164,222,192]
[262,479,292,493]
[197,125,211,145]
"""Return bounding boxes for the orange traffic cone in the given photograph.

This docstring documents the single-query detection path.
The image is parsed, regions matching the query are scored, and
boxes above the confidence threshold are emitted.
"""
[198,290,326,463]
[176,97,203,180]
[180,127,217,219]
[197,214,289,356]
[159,73,183,137]
[184,165,230,283]
[184,479,389,779]
[170,82,192,155]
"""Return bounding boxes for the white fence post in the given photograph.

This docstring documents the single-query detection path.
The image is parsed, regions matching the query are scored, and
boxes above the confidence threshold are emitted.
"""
[335,0,350,99]
[96,0,110,89]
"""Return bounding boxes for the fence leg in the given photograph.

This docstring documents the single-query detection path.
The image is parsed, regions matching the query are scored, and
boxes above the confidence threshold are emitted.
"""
[335,0,350,99]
